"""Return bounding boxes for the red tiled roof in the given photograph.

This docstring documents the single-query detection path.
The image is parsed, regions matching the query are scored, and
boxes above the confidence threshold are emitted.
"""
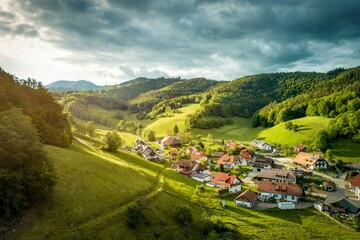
[349,175,360,188]
[258,181,301,197]
[240,150,253,161]
[212,172,243,187]
[295,145,306,151]
[235,189,258,203]
[217,154,238,165]
[191,152,207,160]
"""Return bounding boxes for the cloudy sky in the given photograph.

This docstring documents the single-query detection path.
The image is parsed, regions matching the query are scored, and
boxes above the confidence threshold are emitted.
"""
[0,0,359,85]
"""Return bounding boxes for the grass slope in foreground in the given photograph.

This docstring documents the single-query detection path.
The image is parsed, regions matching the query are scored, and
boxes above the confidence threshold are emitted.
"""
[12,136,360,239]
[256,116,331,146]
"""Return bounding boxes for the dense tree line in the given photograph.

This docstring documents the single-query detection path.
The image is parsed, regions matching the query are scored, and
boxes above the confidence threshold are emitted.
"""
[0,109,56,217]
[254,67,360,127]
[0,68,72,147]
[185,114,233,129]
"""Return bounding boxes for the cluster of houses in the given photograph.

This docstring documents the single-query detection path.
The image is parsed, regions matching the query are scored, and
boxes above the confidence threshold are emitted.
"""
[135,136,360,218]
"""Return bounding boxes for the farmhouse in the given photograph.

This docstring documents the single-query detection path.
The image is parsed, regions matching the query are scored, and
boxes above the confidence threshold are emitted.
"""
[142,147,159,161]
[252,157,274,172]
[168,150,179,159]
[239,149,255,166]
[217,154,240,169]
[254,169,296,184]
[160,136,182,148]
[186,146,198,154]
[226,140,238,148]
[323,194,360,218]
[295,145,307,152]
[349,174,360,198]
[211,172,243,194]
[251,139,273,152]
[258,181,301,203]
[293,152,328,170]
[191,151,208,162]
[173,159,205,176]
[234,189,258,208]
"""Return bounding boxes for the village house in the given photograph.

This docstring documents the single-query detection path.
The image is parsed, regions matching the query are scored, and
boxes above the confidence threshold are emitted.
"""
[254,169,296,184]
[349,174,360,198]
[133,139,148,152]
[323,194,360,218]
[192,173,212,182]
[258,181,301,203]
[225,140,238,148]
[217,154,240,169]
[191,151,208,162]
[186,146,198,155]
[234,189,258,208]
[251,139,273,152]
[239,148,255,166]
[295,145,307,152]
[293,152,328,170]
[173,159,206,176]
[252,157,274,172]
[168,150,179,159]
[142,146,159,161]
[209,172,243,194]
[160,136,182,148]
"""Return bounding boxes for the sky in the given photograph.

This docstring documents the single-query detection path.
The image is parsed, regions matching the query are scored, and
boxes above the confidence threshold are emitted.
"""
[0,0,359,86]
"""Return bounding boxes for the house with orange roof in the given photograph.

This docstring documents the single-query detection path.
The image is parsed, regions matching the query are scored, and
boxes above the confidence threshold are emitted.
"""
[234,189,258,208]
[217,154,240,169]
[209,172,243,194]
[293,152,328,170]
[186,146,198,155]
[239,149,255,166]
[191,151,207,162]
[258,181,301,203]
[349,174,360,198]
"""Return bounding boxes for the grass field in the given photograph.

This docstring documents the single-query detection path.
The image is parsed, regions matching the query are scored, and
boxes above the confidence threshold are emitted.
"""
[190,117,262,142]
[256,117,331,146]
[12,135,360,239]
[145,104,200,137]
[331,139,360,163]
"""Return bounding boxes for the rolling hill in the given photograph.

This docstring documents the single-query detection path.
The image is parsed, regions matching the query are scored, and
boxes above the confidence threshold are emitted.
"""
[46,80,101,92]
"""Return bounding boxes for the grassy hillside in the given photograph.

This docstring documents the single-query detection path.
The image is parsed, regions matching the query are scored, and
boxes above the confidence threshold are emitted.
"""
[256,117,331,146]
[145,104,200,137]
[11,136,360,239]
[190,117,262,142]
[330,139,360,163]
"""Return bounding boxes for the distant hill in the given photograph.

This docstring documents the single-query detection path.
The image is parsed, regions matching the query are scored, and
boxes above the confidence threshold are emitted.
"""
[103,77,183,101]
[46,80,101,92]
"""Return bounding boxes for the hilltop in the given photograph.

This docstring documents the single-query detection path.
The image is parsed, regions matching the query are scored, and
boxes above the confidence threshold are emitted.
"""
[46,80,101,92]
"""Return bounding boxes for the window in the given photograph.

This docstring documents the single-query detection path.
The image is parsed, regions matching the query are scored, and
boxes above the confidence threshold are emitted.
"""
[291,196,295,200]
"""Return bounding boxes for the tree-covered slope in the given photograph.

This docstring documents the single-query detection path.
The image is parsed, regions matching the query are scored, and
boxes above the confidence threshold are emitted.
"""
[129,78,222,113]
[0,68,72,147]
[103,77,183,101]
[254,66,360,142]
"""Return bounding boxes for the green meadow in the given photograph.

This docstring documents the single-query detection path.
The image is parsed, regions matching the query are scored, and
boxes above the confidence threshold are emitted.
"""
[12,135,360,239]
[256,116,331,146]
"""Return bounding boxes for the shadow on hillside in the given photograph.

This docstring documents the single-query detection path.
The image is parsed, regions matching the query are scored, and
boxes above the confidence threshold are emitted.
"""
[260,208,316,225]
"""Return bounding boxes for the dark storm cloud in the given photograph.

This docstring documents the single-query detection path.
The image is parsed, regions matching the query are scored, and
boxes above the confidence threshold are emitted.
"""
[7,0,360,79]
[0,8,39,37]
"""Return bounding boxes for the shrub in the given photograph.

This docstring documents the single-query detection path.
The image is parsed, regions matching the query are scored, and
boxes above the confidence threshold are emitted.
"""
[174,205,193,225]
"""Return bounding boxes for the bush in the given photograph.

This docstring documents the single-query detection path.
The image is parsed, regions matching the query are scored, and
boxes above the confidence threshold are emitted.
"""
[126,205,144,228]
[174,205,193,226]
